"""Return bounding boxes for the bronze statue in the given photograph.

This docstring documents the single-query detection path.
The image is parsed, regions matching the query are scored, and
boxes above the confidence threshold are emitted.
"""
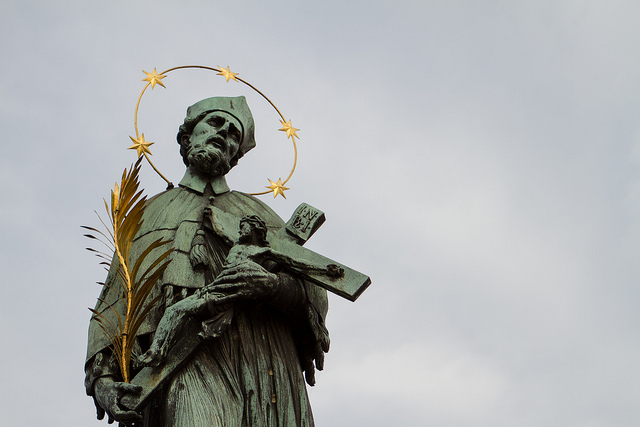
[85,96,369,426]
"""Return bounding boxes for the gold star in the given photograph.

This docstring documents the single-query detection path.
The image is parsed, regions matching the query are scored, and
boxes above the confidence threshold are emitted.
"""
[266,178,289,198]
[128,134,154,157]
[279,120,300,140]
[217,66,239,82]
[142,68,167,89]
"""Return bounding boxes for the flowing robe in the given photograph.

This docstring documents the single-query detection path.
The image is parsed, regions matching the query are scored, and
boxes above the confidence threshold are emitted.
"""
[85,171,329,426]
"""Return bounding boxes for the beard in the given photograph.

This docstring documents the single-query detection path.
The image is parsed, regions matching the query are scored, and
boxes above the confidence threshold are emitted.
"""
[187,145,231,177]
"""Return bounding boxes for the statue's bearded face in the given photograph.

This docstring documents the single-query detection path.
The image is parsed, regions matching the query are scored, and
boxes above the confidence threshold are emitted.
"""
[186,111,242,177]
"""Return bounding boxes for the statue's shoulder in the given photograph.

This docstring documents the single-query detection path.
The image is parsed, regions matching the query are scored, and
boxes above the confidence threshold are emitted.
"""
[138,187,206,235]
[145,186,191,207]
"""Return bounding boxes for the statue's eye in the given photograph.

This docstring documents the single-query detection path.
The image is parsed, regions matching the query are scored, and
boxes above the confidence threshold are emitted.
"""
[229,124,241,141]
[208,117,224,127]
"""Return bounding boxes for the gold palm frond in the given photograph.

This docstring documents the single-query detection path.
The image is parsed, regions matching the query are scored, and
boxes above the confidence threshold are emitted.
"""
[83,158,172,382]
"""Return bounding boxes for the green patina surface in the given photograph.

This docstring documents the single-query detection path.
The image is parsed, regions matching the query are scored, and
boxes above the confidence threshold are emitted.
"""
[85,96,370,427]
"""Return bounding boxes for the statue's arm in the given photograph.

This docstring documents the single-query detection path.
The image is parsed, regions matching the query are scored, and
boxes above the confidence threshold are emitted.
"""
[206,259,307,312]
[258,248,343,279]
[267,270,308,312]
[84,351,142,423]
[84,350,119,398]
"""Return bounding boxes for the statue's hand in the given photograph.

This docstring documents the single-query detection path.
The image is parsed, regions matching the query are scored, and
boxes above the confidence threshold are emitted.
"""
[206,261,279,304]
[138,348,163,368]
[93,377,142,424]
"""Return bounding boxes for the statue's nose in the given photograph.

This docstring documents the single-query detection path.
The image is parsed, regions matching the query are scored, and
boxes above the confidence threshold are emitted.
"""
[217,121,230,137]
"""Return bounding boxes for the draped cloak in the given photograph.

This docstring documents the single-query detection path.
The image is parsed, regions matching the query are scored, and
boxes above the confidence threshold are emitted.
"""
[85,171,329,427]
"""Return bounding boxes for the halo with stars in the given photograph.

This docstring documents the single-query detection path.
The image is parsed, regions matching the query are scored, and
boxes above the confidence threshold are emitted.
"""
[128,65,301,198]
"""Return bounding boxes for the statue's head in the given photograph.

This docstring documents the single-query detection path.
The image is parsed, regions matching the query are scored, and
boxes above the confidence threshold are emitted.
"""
[238,214,268,246]
[177,96,256,177]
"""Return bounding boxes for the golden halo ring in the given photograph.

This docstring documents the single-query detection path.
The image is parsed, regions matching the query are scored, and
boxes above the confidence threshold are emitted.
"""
[129,65,300,198]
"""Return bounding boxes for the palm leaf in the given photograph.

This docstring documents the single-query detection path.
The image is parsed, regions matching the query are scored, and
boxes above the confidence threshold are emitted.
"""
[95,297,124,330]
[82,225,114,243]
[130,258,172,320]
[84,157,173,382]
[131,242,172,288]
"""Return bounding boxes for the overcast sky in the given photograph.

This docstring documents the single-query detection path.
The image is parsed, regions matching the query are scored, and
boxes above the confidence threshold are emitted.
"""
[2,1,640,426]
